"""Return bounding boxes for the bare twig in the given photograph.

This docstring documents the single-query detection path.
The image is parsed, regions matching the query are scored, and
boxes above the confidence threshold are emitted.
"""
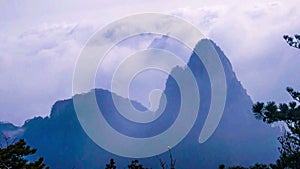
[156,156,167,169]
[168,148,176,169]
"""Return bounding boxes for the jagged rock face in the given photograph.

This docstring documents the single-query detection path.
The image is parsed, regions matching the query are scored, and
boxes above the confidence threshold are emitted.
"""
[0,39,279,168]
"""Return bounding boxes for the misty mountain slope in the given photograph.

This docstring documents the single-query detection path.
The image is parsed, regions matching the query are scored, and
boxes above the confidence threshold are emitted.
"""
[170,39,279,168]
[142,38,280,168]
[0,38,280,168]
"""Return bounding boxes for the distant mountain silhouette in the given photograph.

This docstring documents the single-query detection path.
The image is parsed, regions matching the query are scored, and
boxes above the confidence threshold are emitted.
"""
[0,38,279,168]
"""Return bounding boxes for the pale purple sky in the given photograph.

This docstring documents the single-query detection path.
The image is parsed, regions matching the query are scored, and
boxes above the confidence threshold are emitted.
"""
[1,0,300,125]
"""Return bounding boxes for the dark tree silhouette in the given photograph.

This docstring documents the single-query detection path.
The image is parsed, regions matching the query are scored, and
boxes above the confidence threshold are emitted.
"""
[223,34,300,169]
[105,148,175,169]
[283,34,300,49]
[0,135,49,169]
[127,160,150,169]
[104,159,151,169]
[105,159,117,169]
[253,87,300,168]
[221,163,271,169]
[220,163,270,169]
[219,164,225,169]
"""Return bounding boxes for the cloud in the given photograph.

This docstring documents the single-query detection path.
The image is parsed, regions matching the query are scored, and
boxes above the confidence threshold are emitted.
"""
[2,128,25,138]
[1,0,300,125]
[171,1,300,103]
[0,22,96,125]
[94,33,189,108]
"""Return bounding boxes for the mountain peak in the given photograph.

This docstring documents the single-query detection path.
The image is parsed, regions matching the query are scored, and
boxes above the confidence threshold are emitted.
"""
[0,37,279,168]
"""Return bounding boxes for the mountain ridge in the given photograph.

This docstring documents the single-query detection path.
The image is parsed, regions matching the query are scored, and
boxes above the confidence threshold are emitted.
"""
[0,38,280,168]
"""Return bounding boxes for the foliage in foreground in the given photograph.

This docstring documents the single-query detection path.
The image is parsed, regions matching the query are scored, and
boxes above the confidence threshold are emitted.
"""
[284,34,300,49]
[0,135,49,169]
[222,87,300,169]
[222,34,300,169]
[105,159,151,169]
[105,149,176,169]
[252,87,300,168]
[219,163,270,169]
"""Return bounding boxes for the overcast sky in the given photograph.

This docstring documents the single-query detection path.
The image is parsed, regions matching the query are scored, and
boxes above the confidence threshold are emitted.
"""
[1,0,300,125]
